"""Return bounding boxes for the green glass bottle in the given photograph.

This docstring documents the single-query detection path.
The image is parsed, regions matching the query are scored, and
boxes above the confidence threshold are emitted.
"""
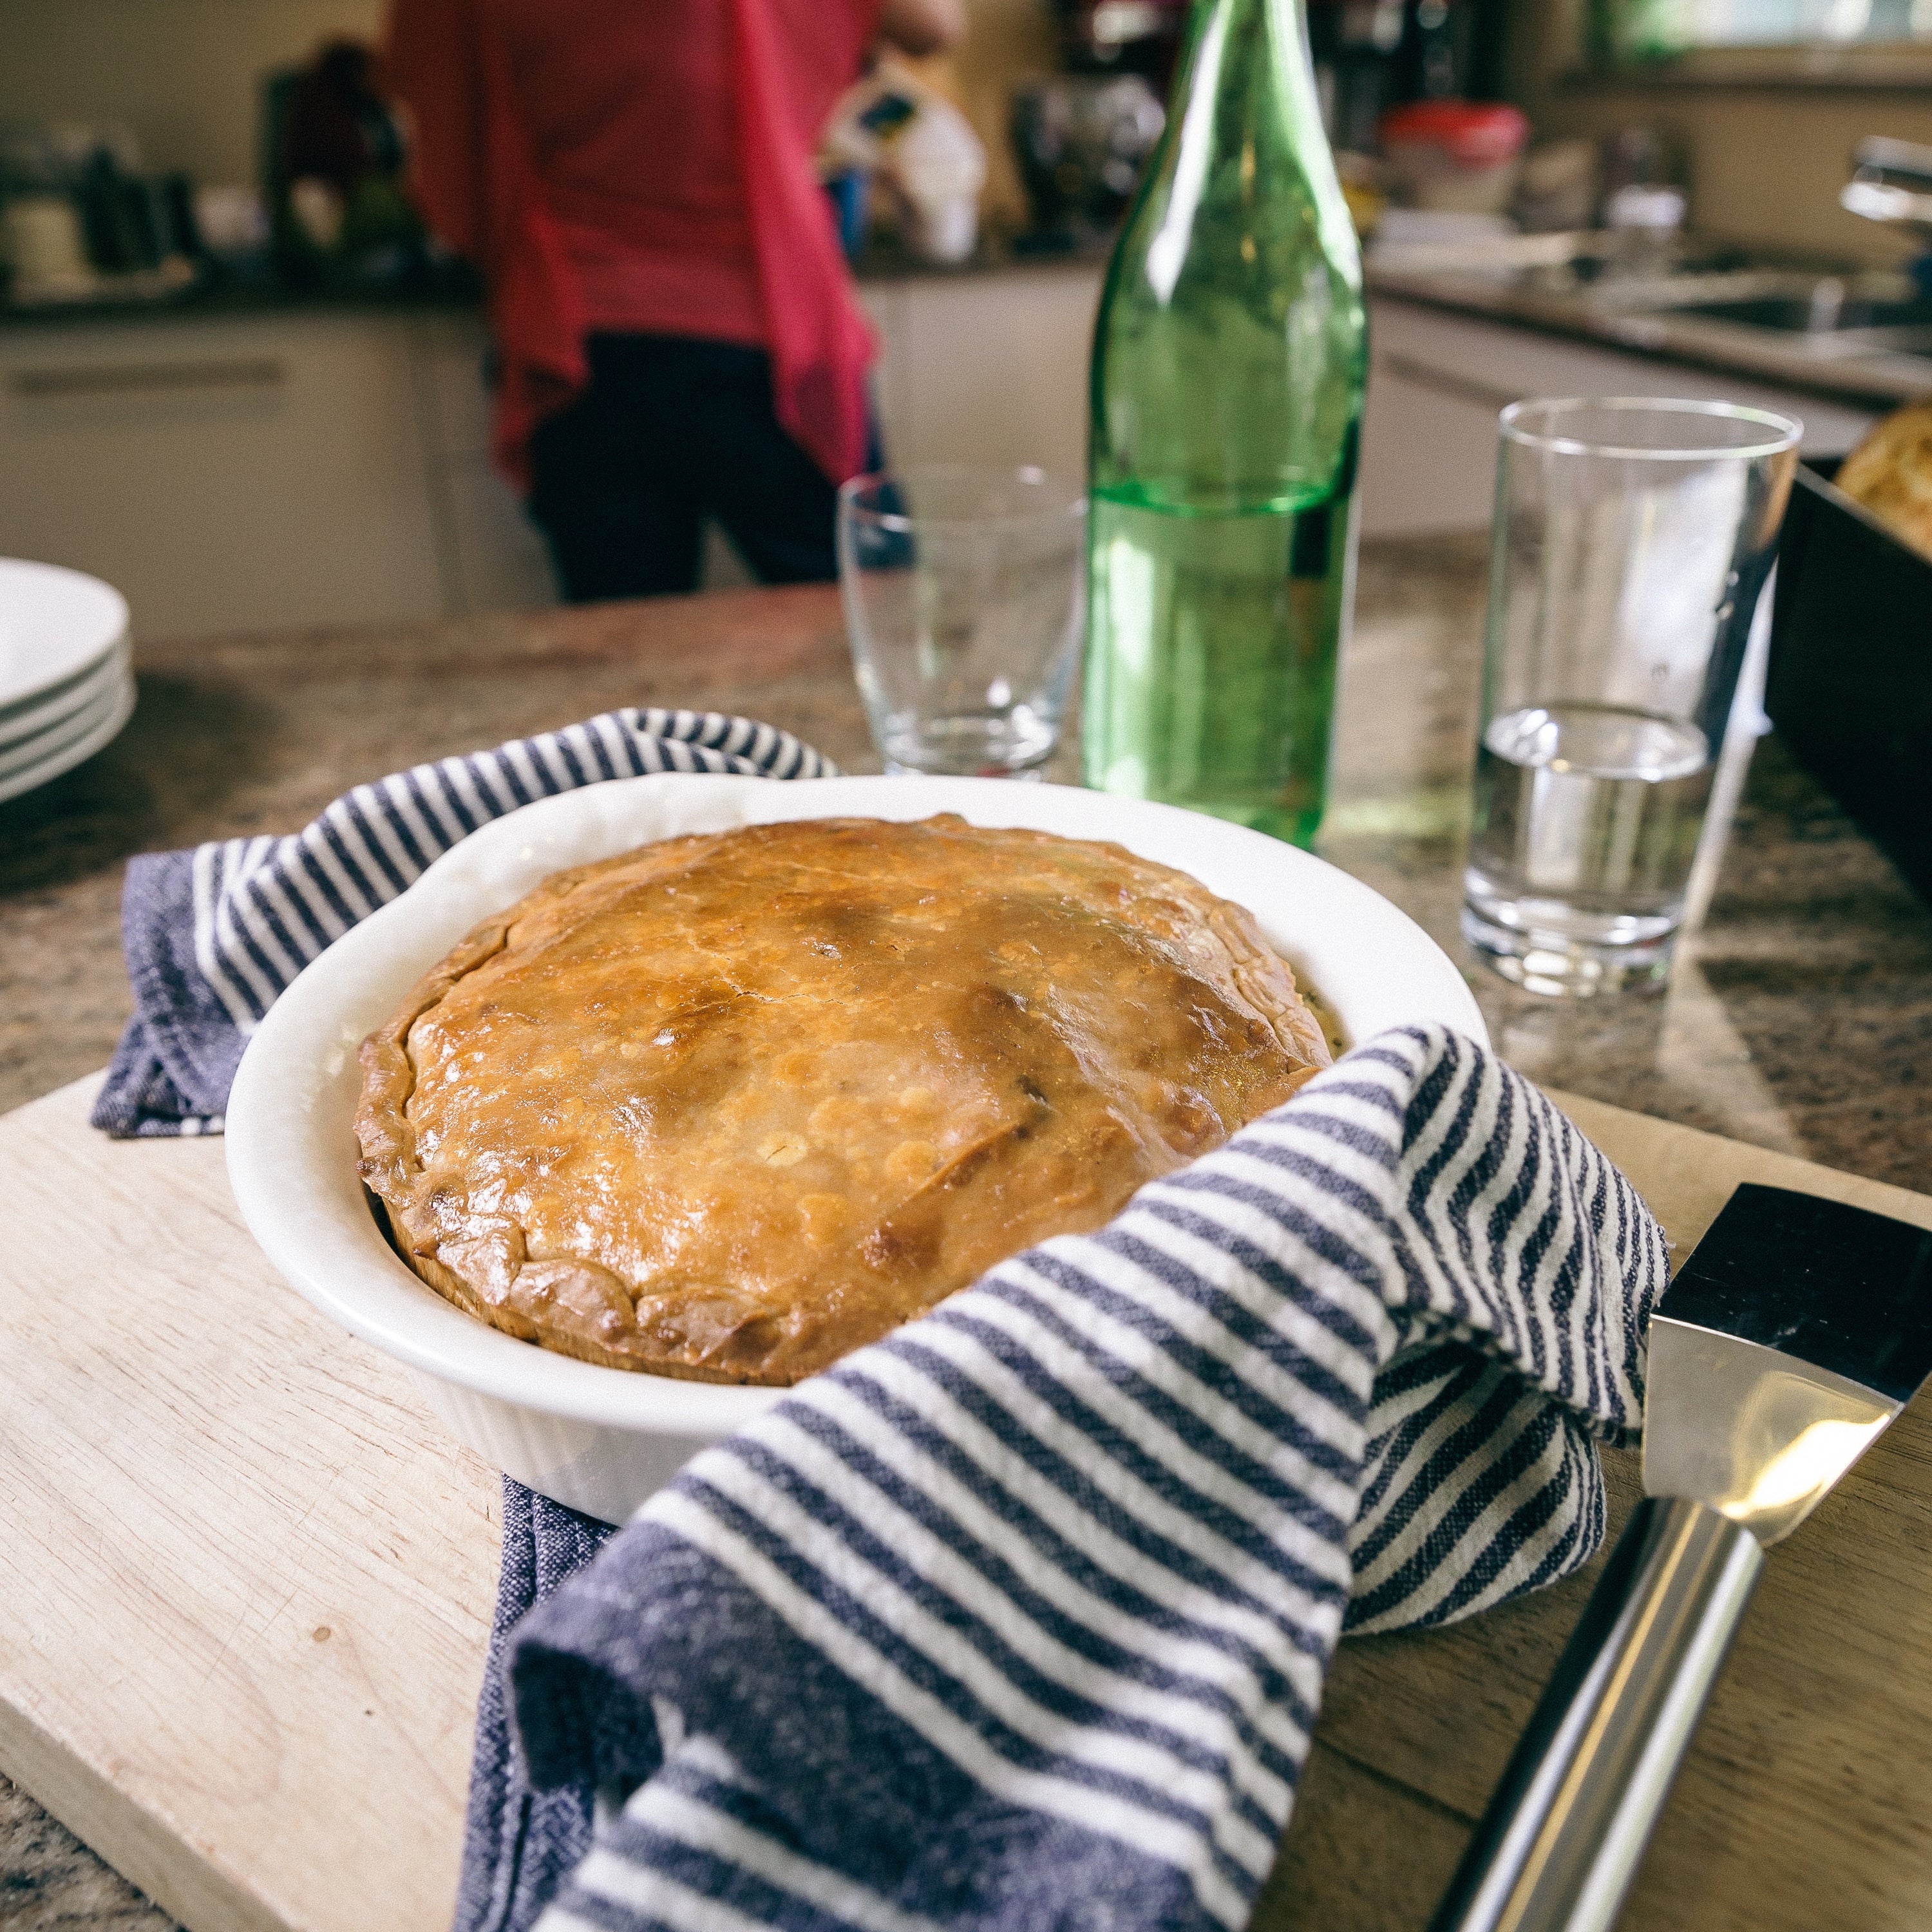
[1082,0,1367,848]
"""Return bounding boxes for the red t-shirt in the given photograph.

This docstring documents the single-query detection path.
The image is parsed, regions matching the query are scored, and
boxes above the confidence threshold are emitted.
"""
[388,0,881,484]
[496,0,875,342]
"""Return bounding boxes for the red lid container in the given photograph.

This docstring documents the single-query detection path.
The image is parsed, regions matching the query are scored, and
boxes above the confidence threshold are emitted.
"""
[1379,101,1530,168]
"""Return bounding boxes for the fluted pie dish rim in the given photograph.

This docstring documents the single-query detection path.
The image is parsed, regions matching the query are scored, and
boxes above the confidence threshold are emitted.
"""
[225,774,1484,1482]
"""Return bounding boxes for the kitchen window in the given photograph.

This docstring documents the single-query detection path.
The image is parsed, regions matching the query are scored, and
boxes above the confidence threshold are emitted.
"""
[1589,0,1932,76]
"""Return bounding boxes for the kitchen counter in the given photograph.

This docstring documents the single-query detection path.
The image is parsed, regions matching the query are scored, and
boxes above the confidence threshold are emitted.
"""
[7,530,1927,1173]
[0,269,489,332]
[4,531,1931,1922]
[1367,251,1932,410]
[0,236,1110,334]
[10,236,1915,437]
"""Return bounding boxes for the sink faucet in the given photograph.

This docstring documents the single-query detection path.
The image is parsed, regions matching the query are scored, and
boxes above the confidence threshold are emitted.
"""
[1842,136,1932,296]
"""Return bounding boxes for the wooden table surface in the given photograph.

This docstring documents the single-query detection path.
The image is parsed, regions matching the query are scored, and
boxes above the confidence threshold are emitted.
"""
[6,1073,1930,1932]
[4,536,1931,1929]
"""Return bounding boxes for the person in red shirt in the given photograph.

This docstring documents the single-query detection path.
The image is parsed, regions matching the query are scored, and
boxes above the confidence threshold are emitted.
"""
[387,0,963,601]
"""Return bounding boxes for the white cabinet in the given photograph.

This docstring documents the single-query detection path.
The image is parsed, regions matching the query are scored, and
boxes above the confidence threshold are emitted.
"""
[0,274,1099,645]
[863,265,1101,486]
[3,281,1867,639]
[412,313,560,614]
[0,314,449,641]
[1359,296,1879,536]
[0,307,560,641]
[434,453,562,613]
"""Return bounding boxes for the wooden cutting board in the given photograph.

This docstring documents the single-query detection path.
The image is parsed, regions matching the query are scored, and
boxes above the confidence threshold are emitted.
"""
[3,1074,1930,1932]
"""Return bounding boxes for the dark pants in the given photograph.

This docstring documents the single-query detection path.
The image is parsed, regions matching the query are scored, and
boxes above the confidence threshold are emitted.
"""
[527,333,846,602]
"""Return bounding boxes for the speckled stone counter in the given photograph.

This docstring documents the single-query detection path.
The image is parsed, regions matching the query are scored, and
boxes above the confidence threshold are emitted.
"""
[3,533,1930,1921]
[8,531,1927,1176]
[1364,265,1932,412]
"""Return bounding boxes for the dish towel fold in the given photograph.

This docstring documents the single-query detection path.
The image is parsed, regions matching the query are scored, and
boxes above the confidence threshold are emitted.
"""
[462,1023,1665,1932]
[90,708,833,1139]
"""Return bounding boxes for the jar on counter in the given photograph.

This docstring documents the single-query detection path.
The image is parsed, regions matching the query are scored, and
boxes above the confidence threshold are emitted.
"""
[1378,100,1530,216]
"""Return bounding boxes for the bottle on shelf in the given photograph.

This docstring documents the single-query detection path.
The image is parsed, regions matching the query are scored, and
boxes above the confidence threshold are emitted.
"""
[1083,0,1367,848]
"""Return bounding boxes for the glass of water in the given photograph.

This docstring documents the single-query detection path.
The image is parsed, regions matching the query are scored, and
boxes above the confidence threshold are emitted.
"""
[837,464,1086,777]
[1463,398,1800,995]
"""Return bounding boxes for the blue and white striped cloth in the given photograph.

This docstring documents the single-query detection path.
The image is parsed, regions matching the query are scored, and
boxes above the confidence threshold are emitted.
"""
[486,1023,1663,1932]
[91,708,832,1137]
[87,708,1665,1931]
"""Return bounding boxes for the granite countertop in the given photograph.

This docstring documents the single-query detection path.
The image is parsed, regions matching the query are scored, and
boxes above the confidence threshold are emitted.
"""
[4,531,1930,1921]
[18,234,1922,422]
[1366,254,1932,410]
[0,274,483,332]
[0,236,1110,334]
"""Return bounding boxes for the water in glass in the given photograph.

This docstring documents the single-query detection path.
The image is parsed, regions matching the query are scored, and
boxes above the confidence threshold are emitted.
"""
[1462,397,1799,994]
[1466,703,1715,958]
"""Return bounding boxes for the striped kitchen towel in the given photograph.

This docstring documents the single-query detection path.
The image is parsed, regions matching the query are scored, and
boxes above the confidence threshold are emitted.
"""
[91,708,833,1137]
[463,1023,1664,1932]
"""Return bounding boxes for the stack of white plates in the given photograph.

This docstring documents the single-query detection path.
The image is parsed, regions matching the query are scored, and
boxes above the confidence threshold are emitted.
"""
[0,559,135,806]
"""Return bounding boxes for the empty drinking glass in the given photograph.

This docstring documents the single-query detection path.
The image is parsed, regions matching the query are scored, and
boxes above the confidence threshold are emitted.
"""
[1464,398,1800,995]
[837,464,1086,777]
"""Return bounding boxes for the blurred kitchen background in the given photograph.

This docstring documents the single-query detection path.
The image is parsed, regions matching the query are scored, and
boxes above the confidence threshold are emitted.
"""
[5,0,1932,641]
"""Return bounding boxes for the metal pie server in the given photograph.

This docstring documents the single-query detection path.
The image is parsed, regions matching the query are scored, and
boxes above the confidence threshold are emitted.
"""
[1430,1182,1932,1932]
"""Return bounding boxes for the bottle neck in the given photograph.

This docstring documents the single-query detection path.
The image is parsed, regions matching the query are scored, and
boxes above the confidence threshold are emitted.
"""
[1170,0,1322,136]
[1154,0,1356,282]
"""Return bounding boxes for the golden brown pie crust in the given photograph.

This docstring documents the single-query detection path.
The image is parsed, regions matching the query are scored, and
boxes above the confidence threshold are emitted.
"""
[355,814,1331,1385]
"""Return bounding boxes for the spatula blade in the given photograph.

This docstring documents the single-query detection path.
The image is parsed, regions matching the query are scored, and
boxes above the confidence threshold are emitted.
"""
[1643,1183,1932,1544]
[1657,1182,1932,1401]
[1430,1183,1932,1932]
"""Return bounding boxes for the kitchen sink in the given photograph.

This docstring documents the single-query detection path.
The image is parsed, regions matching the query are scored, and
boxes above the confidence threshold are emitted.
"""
[1586,267,1932,361]
[1372,241,1928,332]
[1666,290,1932,334]
[1366,233,1932,390]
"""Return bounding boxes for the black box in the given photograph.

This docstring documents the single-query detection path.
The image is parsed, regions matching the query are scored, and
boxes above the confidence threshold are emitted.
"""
[1768,456,1932,907]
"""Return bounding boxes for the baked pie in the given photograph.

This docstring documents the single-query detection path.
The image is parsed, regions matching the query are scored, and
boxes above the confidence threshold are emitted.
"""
[355,814,1331,1385]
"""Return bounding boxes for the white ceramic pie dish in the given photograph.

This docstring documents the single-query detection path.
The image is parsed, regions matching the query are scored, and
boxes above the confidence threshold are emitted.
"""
[225,773,1484,1524]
